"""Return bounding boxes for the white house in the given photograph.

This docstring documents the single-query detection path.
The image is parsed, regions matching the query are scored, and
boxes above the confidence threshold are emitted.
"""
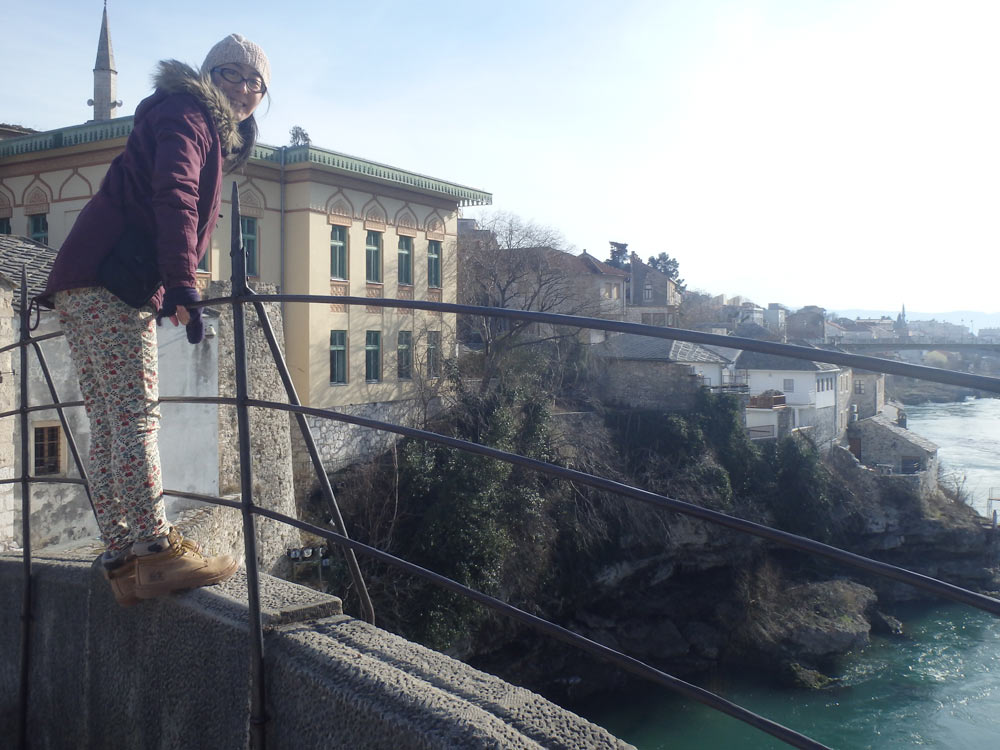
[734,349,845,448]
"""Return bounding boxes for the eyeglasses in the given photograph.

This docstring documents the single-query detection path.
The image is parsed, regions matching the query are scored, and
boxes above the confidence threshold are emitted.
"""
[212,67,266,94]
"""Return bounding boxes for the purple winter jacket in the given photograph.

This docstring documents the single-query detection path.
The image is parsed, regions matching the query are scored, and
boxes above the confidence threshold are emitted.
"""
[41,61,244,311]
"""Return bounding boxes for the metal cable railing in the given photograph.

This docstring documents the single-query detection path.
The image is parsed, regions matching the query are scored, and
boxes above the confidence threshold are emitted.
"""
[9,185,1000,750]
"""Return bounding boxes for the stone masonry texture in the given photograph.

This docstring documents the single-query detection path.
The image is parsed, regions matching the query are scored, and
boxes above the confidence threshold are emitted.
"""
[0,551,634,750]
[211,281,302,575]
[601,359,701,411]
[0,283,14,551]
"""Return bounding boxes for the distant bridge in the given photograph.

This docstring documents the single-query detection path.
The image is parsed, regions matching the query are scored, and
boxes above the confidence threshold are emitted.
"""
[836,341,1000,353]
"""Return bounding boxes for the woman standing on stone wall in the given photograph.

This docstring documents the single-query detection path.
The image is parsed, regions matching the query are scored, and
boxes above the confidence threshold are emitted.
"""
[38,34,271,605]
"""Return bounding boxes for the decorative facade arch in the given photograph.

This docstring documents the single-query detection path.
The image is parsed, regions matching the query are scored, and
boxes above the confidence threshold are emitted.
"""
[239,189,264,218]
[22,181,52,215]
[0,182,14,217]
[325,191,354,227]
[361,198,387,232]
[394,205,418,238]
[425,212,445,241]
[237,180,265,218]
[58,170,93,200]
[0,192,11,220]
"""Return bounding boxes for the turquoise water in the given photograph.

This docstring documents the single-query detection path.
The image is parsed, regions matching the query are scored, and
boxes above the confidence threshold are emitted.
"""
[580,604,1000,749]
[580,398,1000,749]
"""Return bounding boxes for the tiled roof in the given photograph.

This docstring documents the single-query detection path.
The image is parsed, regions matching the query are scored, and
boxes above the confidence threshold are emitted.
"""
[732,321,779,341]
[593,333,729,364]
[515,247,629,279]
[734,349,840,372]
[866,414,939,453]
[579,252,628,277]
[0,235,57,310]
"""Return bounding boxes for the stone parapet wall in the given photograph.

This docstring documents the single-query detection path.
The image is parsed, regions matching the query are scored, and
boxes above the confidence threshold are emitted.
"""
[0,552,630,750]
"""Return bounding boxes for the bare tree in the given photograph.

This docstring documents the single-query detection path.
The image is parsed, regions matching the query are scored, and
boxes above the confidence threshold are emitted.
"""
[679,290,722,329]
[406,319,457,427]
[458,212,601,386]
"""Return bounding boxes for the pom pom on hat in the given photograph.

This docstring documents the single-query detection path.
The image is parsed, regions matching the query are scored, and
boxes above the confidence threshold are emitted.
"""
[203,34,270,90]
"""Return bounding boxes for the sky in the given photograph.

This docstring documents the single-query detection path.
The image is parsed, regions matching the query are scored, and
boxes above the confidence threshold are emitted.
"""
[6,0,1000,317]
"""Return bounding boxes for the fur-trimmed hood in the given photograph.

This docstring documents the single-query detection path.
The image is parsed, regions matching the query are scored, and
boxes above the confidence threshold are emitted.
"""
[43,60,241,309]
[150,60,243,156]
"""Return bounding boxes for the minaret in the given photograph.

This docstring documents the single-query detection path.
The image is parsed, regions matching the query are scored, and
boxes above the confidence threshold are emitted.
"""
[87,2,122,121]
[895,304,908,338]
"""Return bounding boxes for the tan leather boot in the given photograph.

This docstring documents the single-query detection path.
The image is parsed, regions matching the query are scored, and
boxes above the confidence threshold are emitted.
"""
[133,528,238,599]
[98,553,141,607]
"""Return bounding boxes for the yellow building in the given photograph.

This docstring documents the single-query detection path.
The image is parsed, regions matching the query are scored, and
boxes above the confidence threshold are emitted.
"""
[0,121,491,411]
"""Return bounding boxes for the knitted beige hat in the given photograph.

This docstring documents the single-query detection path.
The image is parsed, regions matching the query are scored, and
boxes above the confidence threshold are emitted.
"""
[203,34,270,90]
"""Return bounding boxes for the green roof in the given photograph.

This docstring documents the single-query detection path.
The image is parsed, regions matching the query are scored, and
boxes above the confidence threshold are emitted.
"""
[253,143,492,207]
[0,118,492,207]
[0,119,134,156]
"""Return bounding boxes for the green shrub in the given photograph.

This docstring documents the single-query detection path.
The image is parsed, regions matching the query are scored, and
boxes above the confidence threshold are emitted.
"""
[772,436,835,542]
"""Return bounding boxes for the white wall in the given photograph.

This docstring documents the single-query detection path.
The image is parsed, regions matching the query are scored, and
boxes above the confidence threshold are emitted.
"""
[155,315,220,499]
[745,408,780,430]
[746,369,814,405]
[814,373,837,409]
[15,308,220,549]
[689,362,724,387]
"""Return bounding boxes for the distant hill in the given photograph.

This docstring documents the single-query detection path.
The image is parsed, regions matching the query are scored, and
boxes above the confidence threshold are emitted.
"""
[829,309,1000,331]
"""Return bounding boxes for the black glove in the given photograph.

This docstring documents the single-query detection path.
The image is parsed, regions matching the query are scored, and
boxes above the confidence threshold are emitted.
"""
[159,287,204,344]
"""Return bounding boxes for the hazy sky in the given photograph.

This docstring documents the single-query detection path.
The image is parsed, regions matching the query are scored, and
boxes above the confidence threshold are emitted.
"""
[6,0,1000,314]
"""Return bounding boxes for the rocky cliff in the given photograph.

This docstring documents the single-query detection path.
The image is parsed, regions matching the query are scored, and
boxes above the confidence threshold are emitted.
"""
[320,393,999,702]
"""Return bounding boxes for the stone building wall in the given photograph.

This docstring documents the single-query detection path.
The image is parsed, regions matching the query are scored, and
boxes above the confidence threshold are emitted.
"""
[289,399,424,508]
[1,280,300,573]
[850,370,884,420]
[809,404,838,449]
[847,415,938,477]
[0,281,15,551]
[210,281,302,575]
[600,359,702,411]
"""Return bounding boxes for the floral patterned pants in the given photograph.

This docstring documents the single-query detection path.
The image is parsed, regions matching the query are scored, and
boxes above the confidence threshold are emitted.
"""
[55,287,169,553]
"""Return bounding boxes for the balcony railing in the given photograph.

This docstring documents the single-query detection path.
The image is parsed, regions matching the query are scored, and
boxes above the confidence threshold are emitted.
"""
[6,184,1000,750]
[748,393,786,408]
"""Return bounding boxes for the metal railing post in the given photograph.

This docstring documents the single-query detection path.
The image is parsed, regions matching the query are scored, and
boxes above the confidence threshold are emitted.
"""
[229,183,269,749]
[16,268,32,750]
[248,296,375,624]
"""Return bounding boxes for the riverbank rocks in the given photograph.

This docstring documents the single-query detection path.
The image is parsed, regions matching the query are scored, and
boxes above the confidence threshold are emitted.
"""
[785,662,839,690]
[826,445,998,601]
[886,376,981,405]
[750,579,876,667]
[870,610,905,636]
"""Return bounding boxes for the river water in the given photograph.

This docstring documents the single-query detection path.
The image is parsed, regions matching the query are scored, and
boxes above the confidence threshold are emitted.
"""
[904,397,1000,518]
[579,397,1000,749]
